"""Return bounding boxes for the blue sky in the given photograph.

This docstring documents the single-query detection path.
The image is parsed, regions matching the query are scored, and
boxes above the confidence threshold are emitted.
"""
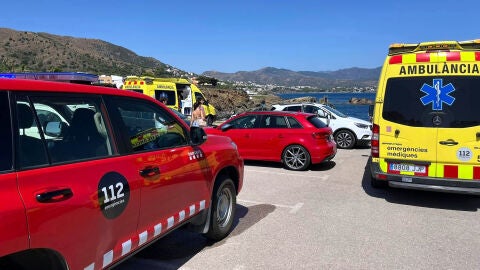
[1,1,479,74]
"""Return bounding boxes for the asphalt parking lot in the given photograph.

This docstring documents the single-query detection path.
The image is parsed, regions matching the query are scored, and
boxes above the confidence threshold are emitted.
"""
[115,148,480,270]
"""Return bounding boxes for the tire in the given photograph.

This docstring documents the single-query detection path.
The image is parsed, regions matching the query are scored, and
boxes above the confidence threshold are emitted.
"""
[334,130,356,149]
[205,177,236,241]
[282,145,311,171]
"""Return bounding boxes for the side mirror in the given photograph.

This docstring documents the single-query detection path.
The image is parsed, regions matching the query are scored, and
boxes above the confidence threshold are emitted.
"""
[190,126,207,145]
[45,121,65,137]
[221,123,233,131]
[326,113,331,127]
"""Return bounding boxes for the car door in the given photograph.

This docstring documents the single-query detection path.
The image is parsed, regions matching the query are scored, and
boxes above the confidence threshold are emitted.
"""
[220,115,258,159]
[105,96,211,242]
[380,77,438,178]
[0,92,29,256]
[435,76,480,179]
[15,93,141,270]
[253,115,290,160]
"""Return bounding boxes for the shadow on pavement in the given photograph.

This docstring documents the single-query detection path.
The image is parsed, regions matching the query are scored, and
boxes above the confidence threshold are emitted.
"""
[362,157,480,212]
[244,160,283,169]
[310,160,336,171]
[115,203,275,269]
[244,160,336,172]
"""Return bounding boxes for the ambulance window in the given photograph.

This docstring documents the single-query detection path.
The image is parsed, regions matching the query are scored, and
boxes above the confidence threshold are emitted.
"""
[154,90,176,106]
[0,92,13,172]
[383,76,480,128]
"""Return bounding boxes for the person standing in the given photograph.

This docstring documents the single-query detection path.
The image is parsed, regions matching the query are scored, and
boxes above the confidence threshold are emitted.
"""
[191,99,206,127]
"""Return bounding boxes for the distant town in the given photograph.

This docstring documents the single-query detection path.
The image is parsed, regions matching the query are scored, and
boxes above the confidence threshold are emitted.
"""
[215,80,377,95]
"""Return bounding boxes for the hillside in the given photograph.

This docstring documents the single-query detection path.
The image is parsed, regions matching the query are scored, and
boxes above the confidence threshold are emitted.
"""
[0,28,184,77]
[0,28,380,91]
[203,66,381,89]
[0,28,378,116]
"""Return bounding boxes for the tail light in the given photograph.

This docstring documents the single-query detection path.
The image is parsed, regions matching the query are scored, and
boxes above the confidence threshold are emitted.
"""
[312,131,330,141]
[371,124,379,157]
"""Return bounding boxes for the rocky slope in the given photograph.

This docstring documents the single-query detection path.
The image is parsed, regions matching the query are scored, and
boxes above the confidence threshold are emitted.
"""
[200,86,319,120]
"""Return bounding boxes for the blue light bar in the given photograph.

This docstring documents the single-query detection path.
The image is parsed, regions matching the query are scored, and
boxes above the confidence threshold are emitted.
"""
[0,72,99,83]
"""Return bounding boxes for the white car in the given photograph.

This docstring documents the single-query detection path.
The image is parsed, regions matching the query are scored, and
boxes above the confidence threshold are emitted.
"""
[271,103,372,149]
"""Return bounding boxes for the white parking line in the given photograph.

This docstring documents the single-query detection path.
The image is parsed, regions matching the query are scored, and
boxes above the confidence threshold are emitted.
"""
[245,169,330,180]
[238,199,304,214]
[289,202,304,214]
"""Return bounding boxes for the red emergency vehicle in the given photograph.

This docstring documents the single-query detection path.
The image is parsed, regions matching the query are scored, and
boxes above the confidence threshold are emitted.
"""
[0,78,243,269]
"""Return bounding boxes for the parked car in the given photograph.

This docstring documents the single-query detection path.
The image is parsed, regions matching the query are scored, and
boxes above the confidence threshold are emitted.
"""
[0,78,243,270]
[271,103,372,149]
[205,111,336,171]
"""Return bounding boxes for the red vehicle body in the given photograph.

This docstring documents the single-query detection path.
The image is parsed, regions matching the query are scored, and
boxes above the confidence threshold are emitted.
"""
[0,78,243,270]
[205,111,336,171]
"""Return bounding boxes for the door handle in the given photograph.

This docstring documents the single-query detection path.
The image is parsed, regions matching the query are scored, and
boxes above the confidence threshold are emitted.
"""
[140,166,160,177]
[439,139,458,146]
[36,188,73,203]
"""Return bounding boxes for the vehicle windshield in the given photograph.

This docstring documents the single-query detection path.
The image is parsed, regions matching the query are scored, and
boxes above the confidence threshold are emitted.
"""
[169,108,190,125]
[383,76,480,128]
[322,105,347,118]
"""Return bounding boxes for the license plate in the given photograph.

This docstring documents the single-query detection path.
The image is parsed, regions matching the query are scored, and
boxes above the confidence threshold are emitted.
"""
[389,163,426,173]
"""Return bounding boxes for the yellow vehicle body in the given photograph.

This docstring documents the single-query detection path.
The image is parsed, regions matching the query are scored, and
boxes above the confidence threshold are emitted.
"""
[370,39,480,194]
[122,77,216,124]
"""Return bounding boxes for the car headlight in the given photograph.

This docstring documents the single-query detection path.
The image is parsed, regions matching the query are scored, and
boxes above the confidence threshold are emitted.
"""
[354,122,369,129]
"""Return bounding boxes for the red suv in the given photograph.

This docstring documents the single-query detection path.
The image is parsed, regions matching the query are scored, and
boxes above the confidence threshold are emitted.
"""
[0,78,243,269]
[205,111,336,170]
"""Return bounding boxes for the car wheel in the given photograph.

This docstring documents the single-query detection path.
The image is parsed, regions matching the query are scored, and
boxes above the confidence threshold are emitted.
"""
[282,145,311,171]
[334,130,356,149]
[205,176,236,241]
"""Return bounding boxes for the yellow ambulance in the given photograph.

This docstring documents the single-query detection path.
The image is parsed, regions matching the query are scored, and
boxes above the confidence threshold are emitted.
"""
[122,77,216,125]
[370,39,480,194]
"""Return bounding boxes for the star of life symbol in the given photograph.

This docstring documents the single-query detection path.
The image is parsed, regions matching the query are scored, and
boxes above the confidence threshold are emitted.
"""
[420,79,455,110]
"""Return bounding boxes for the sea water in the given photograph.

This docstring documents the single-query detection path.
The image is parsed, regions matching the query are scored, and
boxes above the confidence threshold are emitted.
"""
[277,92,376,121]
